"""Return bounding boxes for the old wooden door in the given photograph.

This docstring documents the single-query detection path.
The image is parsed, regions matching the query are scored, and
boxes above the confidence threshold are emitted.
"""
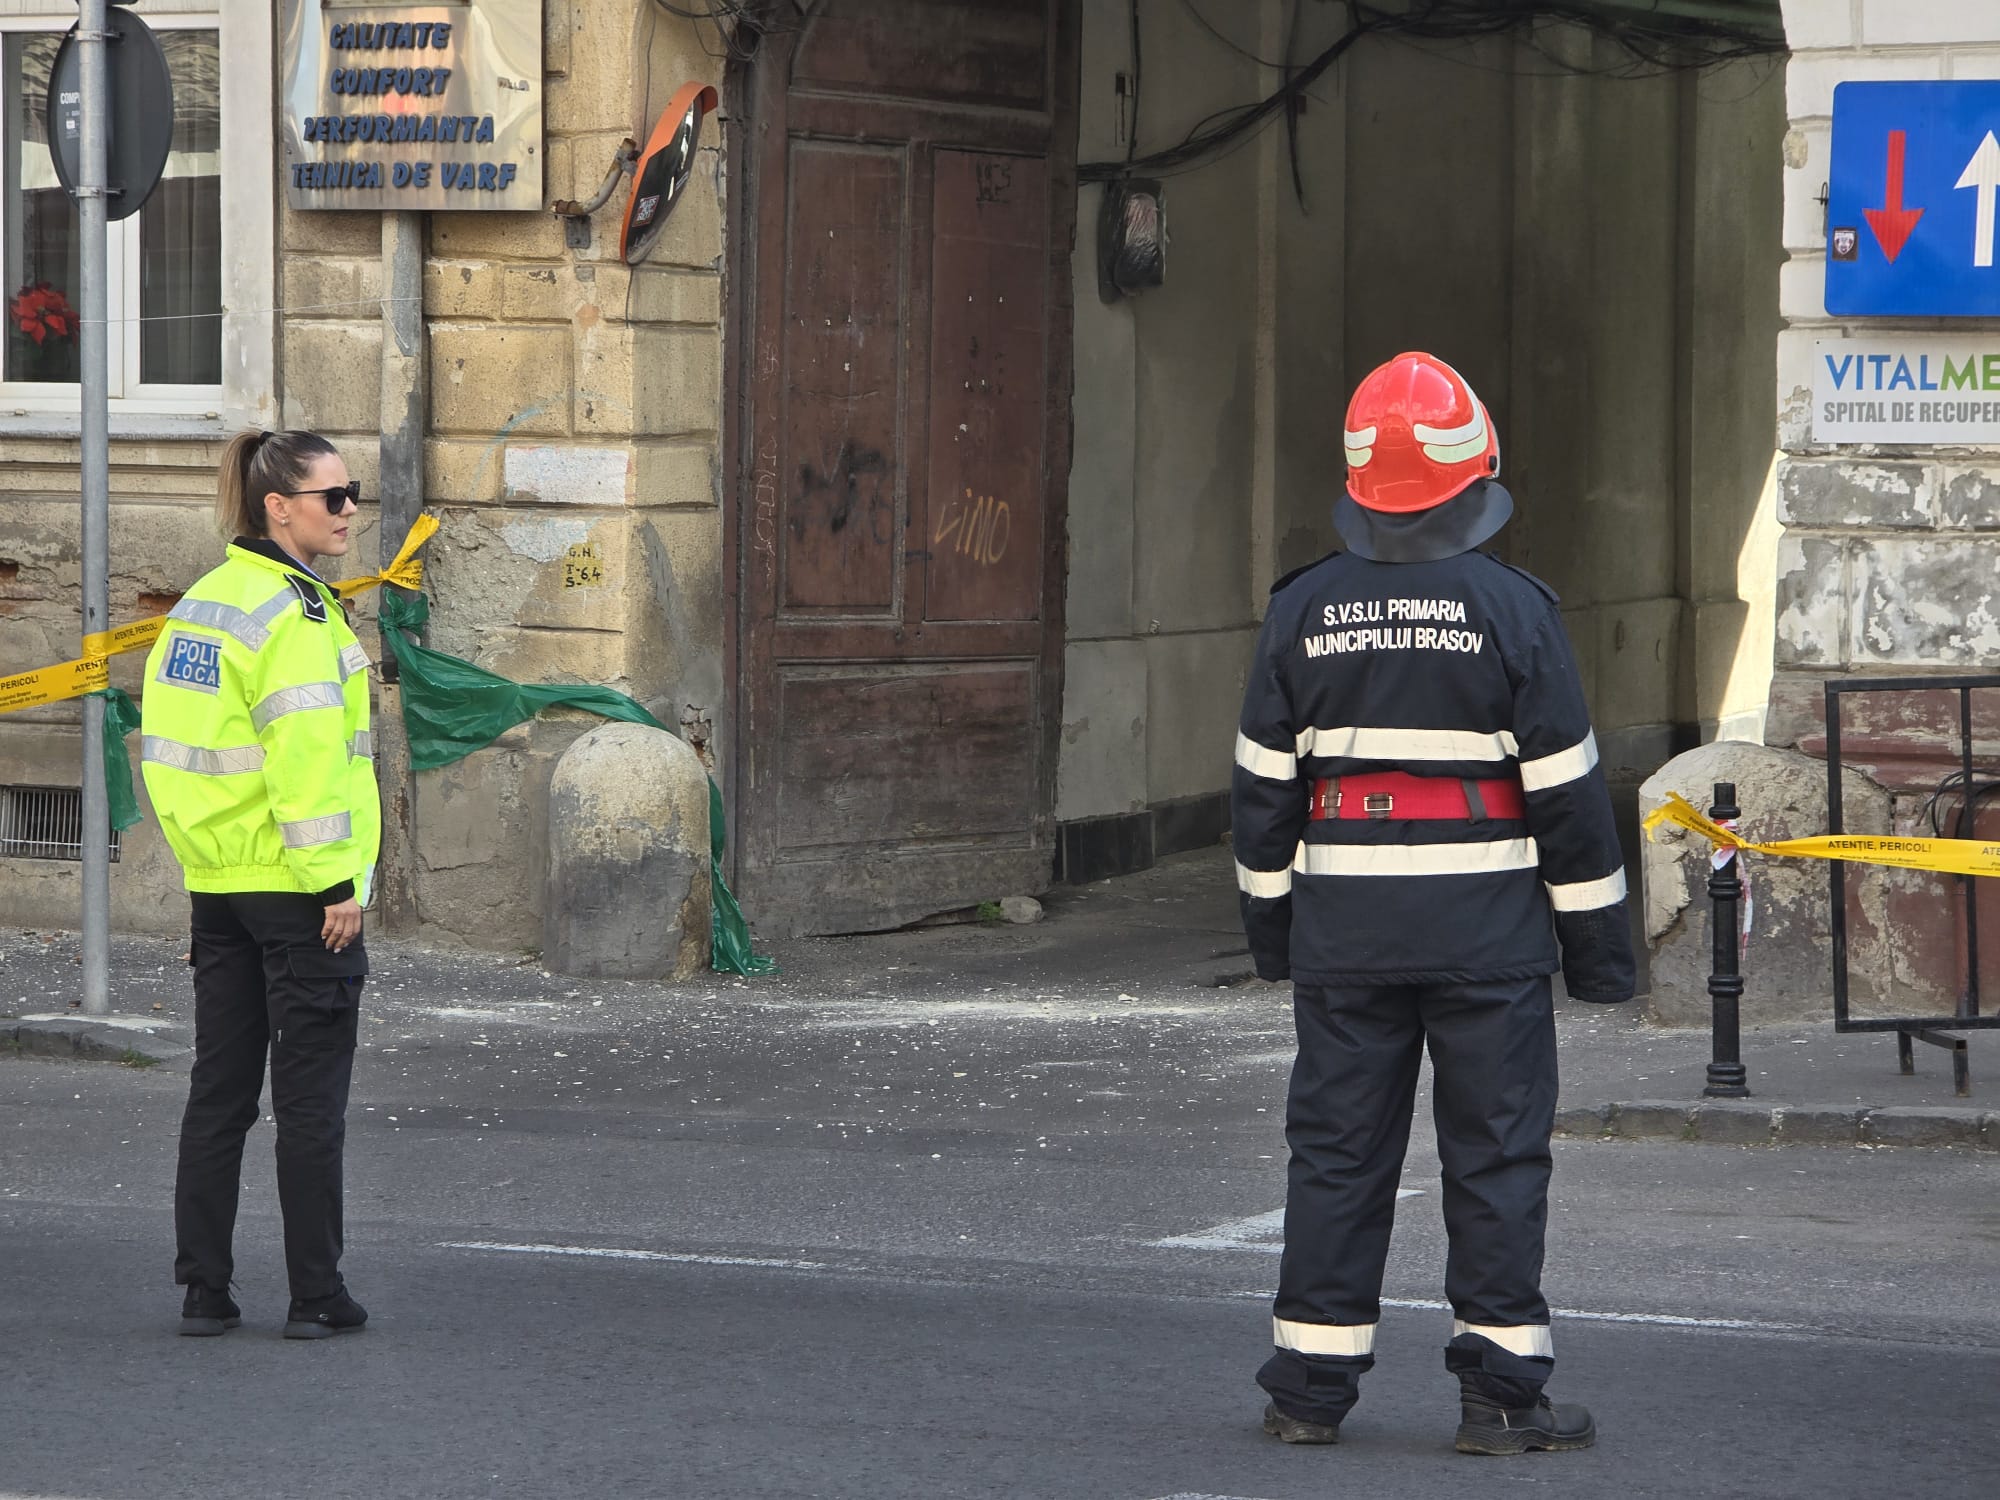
[727,1,1078,936]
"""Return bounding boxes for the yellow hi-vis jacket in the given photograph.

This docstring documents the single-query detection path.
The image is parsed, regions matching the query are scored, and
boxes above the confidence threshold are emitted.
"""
[139,540,380,905]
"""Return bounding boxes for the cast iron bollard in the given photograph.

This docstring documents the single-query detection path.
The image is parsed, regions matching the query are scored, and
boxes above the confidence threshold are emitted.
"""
[1704,781,1750,1098]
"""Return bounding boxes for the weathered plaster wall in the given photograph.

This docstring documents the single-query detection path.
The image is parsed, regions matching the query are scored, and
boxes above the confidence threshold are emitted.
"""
[1350,27,1783,776]
[1059,5,1784,832]
[1060,0,1268,824]
[0,452,227,933]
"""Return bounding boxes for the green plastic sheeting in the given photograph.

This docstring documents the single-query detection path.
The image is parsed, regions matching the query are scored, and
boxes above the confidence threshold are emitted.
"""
[377,589,775,976]
[96,596,773,977]
[94,688,144,833]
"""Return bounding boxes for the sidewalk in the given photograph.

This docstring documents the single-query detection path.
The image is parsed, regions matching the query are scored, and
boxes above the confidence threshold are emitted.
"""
[4,846,1993,1145]
[1552,1005,1998,1148]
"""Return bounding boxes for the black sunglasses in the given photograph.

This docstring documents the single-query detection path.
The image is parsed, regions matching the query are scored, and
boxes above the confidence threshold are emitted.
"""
[286,481,363,512]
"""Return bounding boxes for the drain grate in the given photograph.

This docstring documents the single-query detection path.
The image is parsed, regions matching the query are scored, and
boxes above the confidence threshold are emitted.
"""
[0,784,121,863]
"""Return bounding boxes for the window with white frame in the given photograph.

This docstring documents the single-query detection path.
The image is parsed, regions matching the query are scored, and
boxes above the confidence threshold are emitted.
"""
[0,0,271,421]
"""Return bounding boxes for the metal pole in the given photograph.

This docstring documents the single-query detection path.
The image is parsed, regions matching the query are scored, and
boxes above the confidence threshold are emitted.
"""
[77,0,111,1016]
[1704,780,1749,1098]
[374,210,426,926]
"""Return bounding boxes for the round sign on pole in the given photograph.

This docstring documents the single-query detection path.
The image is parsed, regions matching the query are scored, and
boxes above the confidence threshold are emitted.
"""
[46,9,175,223]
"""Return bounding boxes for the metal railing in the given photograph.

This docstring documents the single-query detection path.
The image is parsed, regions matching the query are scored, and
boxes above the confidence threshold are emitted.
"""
[1826,676,2000,1096]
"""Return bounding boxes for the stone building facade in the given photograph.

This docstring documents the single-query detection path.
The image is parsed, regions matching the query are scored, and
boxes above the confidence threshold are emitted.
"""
[1641,2,2000,1020]
[1,0,725,944]
[9,3,1904,972]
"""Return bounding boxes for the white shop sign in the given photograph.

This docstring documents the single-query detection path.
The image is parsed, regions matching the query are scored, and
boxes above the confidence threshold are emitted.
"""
[1813,337,2000,445]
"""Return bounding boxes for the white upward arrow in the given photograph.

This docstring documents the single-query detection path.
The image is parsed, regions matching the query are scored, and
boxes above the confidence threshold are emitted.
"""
[1955,130,2000,268]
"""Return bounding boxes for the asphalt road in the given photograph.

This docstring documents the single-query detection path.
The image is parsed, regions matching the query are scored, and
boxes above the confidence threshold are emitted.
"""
[5,854,1999,1498]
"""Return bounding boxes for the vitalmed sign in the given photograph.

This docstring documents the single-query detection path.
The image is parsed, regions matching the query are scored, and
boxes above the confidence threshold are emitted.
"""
[1814,337,2000,444]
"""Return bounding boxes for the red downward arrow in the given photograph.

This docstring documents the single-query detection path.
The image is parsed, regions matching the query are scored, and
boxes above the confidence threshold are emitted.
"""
[1864,129,1925,262]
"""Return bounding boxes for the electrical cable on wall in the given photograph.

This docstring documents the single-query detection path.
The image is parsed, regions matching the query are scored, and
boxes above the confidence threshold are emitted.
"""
[1923,769,2000,839]
[1126,0,1142,164]
[1172,0,1290,70]
[645,0,800,64]
[1082,0,1784,185]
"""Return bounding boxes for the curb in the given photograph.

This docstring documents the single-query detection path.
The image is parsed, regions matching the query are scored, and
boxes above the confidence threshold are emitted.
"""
[2,1018,190,1067]
[1555,1099,2000,1151]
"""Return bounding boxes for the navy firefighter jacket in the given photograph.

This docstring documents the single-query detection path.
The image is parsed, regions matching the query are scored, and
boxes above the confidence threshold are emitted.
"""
[1231,490,1635,999]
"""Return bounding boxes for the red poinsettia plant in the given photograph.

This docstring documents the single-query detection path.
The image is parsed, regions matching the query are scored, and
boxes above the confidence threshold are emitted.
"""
[9,281,77,346]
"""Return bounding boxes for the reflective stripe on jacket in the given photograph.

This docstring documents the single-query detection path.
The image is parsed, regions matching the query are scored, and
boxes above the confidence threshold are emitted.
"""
[139,540,380,903]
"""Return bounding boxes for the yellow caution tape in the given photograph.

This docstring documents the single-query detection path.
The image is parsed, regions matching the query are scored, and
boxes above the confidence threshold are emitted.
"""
[1644,790,2000,878]
[0,513,439,718]
[0,655,112,716]
[336,510,438,600]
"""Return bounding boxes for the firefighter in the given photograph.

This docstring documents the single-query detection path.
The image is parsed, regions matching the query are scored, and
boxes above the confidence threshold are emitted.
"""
[140,429,379,1340]
[1232,352,1634,1453]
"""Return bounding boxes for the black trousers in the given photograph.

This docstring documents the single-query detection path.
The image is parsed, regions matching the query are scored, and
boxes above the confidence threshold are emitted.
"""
[175,892,366,1302]
[1258,977,1560,1425]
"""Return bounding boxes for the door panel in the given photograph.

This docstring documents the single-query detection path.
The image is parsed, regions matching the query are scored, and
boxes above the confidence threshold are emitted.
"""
[775,663,1038,850]
[924,151,1047,626]
[780,143,908,616]
[791,0,1052,111]
[731,1,1077,936]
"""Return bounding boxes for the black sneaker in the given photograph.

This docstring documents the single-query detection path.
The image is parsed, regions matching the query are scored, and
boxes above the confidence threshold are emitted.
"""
[1454,1393,1596,1455]
[179,1284,241,1337]
[1262,1401,1342,1445]
[283,1287,368,1341]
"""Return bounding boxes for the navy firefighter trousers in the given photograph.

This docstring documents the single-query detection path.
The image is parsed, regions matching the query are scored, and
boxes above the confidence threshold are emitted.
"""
[1258,974,1561,1426]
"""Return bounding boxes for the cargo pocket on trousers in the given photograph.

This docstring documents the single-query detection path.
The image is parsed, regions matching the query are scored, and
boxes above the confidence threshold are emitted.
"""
[286,941,368,1010]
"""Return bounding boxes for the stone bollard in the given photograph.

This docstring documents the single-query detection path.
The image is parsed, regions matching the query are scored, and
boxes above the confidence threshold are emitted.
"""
[545,721,712,981]
[1639,739,1891,1026]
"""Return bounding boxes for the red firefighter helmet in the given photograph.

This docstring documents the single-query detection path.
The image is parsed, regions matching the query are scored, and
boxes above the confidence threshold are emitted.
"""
[1343,352,1500,514]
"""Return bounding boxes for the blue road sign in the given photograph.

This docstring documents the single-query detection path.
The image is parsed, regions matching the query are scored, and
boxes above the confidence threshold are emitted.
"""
[1826,81,2000,317]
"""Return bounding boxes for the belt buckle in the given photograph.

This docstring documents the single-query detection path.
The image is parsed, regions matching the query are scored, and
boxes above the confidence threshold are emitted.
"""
[1362,792,1394,819]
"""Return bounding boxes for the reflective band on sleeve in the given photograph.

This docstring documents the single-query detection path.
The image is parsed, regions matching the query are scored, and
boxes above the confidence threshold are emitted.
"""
[1235,732,1298,782]
[1274,1317,1377,1357]
[1519,731,1599,793]
[1547,867,1627,911]
[1295,838,1539,878]
[339,643,371,681]
[251,681,346,731]
[349,730,374,760]
[1236,860,1294,899]
[280,812,353,849]
[166,598,272,653]
[251,585,305,630]
[140,736,266,776]
[1296,726,1519,763]
[1452,1320,1553,1358]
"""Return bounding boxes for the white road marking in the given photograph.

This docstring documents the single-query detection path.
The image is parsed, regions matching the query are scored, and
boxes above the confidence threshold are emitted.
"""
[444,1239,1797,1336]
[443,1241,828,1271]
[1224,1288,1797,1333]
[1152,1194,1423,1253]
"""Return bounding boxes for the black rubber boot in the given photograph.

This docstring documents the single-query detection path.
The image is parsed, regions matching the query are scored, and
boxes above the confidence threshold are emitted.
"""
[1454,1392,1596,1455]
[179,1283,241,1337]
[283,1286,368,1340]
[1262,1401,1342,1445]
[1257,1348,1370,1435]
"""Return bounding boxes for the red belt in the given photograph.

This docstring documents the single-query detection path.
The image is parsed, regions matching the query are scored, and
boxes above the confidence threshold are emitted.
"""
[1311,771,1526,821]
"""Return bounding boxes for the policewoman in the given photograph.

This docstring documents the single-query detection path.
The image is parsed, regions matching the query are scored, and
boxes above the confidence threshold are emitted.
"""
[1233,353,1633,1453]
[140,429,378,1340]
